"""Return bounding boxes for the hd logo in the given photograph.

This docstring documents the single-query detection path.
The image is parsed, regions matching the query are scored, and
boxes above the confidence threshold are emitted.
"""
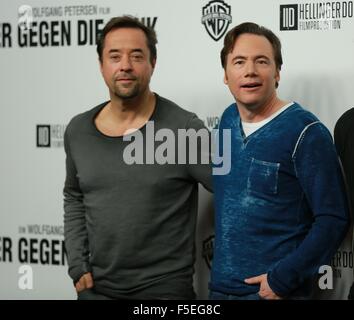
[36,124,66,148]
[201,0,232,41]
[280,4,298,30]
[36,125,51,147]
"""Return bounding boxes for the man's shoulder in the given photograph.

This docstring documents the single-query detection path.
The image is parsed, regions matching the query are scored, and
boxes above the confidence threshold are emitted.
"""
[338,107,354,121]
[288,103,319,121]
[66,101,108,133]
[216,103,237,129]
[157,95,194,116]
[156,95,202,127]
[335,107,354,131]
[222,103,237,116]
[286,103,334,147]
[284,102,324,130]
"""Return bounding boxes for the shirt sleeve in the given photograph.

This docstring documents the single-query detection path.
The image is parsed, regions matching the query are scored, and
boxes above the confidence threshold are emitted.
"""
[185,114,213,193]
[267,122,350,297]
[63,125,91,283]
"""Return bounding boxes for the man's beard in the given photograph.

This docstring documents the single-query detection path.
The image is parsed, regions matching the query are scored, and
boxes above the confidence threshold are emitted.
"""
[113,82,140,100]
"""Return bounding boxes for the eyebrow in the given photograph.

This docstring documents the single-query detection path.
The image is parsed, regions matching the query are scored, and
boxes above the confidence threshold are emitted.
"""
[108,48,144,54]
[231,55,271,62]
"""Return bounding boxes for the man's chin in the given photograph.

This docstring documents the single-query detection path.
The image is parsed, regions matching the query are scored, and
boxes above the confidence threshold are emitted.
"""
[116,94,138,100]
[114,89,139,100]
[238,101,262,111]
[244,104,261,111]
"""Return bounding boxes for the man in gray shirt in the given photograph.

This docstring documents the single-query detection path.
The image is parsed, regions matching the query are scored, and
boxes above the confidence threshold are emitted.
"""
[63,16,212,299]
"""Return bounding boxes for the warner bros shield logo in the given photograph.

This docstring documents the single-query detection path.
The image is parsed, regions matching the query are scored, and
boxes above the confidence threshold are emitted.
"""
[202,0,232,41]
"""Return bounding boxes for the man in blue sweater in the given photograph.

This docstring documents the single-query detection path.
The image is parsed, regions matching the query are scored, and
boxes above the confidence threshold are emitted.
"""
[210,22,350,300]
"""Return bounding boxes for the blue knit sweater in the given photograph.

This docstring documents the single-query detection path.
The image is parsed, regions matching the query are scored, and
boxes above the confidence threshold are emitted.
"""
[210,102,349,298]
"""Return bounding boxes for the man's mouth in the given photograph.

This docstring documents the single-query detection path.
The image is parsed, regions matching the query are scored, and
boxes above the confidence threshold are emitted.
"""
[115,74,136,82]
[241,82,262,88]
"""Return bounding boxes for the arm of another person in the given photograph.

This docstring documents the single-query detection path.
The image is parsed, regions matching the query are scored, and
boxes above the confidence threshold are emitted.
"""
[334,111,354,300]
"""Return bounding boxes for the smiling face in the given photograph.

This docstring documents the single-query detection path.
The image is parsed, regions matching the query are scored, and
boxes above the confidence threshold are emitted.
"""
[100,27,155,101]
[224,33,280,112]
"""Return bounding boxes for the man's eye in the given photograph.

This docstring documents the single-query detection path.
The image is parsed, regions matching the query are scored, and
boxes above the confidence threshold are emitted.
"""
[234,60,244,65]
[131,55,143,61]
[110,56,120,61]
[258,60,268,64]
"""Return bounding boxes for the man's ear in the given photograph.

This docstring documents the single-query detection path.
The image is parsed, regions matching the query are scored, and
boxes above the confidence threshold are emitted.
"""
[275,68,280,84]
[151,58,157,73]
[99,58,103,75]
[224,70,228,85]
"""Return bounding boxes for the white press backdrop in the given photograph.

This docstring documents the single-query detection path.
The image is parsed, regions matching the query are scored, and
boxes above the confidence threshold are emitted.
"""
[0,0,353,299]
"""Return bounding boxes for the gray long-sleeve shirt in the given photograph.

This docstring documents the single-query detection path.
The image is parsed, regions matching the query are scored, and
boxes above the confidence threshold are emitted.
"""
[63,94,212,299]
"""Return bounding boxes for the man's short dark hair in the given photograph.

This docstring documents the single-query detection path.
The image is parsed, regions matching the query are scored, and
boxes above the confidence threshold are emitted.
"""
[97,15,157,65]
[220,22,283,71]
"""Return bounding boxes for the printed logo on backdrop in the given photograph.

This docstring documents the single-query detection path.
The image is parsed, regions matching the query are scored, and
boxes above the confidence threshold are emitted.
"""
[18,5,33,31]
[36,124,66,148]
[140,17,158,29]
[280,1,353,31]
[204,116,220,130]
[0,5,157,48]
[280,4,298,30]
[331,250,353,278]
[202,235,214,269]
[201,0,232,41]
[0,224,66,290]
[0,225,66,265]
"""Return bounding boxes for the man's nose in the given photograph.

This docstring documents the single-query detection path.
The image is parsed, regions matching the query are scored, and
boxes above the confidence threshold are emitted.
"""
[120,55,132,71]
[245,61,257,76]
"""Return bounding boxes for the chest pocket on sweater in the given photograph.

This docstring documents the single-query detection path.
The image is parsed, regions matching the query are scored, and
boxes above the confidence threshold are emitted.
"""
[247,158,280,195]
